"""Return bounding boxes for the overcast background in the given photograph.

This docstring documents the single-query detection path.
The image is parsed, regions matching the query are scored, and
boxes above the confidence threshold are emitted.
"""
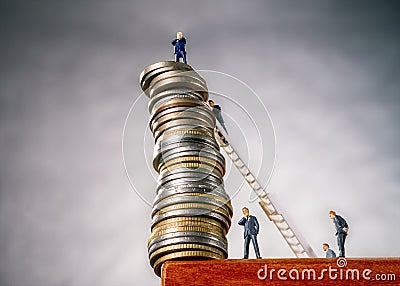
[1,1,399,285]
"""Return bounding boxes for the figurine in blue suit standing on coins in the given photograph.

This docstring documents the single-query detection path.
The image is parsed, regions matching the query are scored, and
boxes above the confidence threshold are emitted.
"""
[171,31,187,64]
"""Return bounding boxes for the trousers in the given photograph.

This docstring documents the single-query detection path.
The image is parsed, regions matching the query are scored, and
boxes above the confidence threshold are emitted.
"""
[244,234,261,258]
[175,51,187,64]
[337,233,347,257]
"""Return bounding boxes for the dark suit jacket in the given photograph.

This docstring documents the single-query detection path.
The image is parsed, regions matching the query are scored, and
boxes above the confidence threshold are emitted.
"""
[238,215,259,238]
[333,215,349,236]
[171,37,187,54]
[211,105,224,123]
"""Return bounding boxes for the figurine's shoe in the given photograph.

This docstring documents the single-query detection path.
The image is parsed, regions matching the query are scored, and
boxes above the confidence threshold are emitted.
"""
[257,257,262,259]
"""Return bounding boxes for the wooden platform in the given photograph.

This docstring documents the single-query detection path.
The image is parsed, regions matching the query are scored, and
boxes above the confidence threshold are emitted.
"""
[161,258,400,285]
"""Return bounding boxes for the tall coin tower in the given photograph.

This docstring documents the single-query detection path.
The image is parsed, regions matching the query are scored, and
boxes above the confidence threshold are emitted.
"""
[140,61,232,276]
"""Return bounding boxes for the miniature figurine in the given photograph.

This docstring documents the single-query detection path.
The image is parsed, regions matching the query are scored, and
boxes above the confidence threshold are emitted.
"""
[238,207,262,259]
[208,100,228,134]
[322,243,337,258]
[171,31,187,64]
[329,210,349,257]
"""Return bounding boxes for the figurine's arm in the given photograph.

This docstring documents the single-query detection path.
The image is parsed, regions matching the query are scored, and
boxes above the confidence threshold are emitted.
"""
[238,217,246,225]
[335,216,349,233]
[254,216,260,234]
[340,216,349,232]
[181,37,186,44]
[338,216,347,228]
[171,39,177,46]
[343,218,349,229]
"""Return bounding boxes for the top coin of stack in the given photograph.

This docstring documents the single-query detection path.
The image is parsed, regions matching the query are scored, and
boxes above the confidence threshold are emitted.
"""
[140,61,232,276]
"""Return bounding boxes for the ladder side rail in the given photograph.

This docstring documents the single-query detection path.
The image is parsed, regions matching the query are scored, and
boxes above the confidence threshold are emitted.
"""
[213,122,317,258]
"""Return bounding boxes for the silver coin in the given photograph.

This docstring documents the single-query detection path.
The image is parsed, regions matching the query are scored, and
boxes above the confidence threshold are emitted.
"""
[149,70,207,92]
[155,142,221,157]
[153,143,221,171]
[152,193,232,211]
[148,242,226,266]
[151,208,231,230]
[151,96,205,116]
[155,134,219,151]
[156,175,225,189]
[148,235,228,256]
[158,165,223,178]
[156,179,224,194]
[148,91,204,113]
[153,141,220,164]
[150,106,206,128]
[154,124,215,143]
[140,61,193,83]
[153,131,217,156]
[157,178,224,192]
[158,182,228,195]
[140,66,178,92]
[151,202,231,223]
[148,231,227,250]
[154,144,220,164]
[153,187,231,206]
[152,196,232,217]
[141,66,197,93]
[158,169,224,187]
[157,151,224,168]
[140,61,193,93]
[151,209,231,232]
[150,78,208,101]
[154,186,230,202]
[160,147,225,162]
[151,105,215,131]
[154,134,219,151]
[147,236,228,261]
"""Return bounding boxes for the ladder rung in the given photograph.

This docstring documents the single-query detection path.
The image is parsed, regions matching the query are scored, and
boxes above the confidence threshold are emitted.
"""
[213,128,316,258]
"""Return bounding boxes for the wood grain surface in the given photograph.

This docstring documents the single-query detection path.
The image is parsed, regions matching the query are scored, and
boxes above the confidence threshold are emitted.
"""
[162,258,400,285]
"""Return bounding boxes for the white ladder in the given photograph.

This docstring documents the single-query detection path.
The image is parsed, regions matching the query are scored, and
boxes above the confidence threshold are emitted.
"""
[214,122,317,258]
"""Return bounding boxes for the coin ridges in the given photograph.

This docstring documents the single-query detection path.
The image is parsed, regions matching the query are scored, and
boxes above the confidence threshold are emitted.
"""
[140,61,232,277]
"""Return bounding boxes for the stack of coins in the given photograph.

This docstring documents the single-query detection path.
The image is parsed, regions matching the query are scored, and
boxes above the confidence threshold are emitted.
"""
[139,61,233,276]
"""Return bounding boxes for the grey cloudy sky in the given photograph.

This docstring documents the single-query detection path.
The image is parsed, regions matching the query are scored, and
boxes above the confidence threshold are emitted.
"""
[0,1,399,285]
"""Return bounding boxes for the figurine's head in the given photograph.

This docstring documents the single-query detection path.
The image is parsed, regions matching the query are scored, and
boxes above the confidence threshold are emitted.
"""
[322,243,329,251]
[208,100,215,107]
[177,32,183,39]
[242,207,249,217]
[329,210,336,219]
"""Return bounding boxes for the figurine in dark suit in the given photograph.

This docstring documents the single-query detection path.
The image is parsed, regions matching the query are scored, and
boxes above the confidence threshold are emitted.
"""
[238,207,262,259]
[322,243,337,258]
[171,31,187,64]
[208,100,228,134]
[329,210,349,257]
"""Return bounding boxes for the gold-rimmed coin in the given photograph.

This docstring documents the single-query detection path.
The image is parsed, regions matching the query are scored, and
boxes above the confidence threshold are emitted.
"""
[159,162,223,177]
[149,225,225,242]
[149,243,225,266]
[152,202,231,220]
[151,220,226,236]
[150,216,225,231]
